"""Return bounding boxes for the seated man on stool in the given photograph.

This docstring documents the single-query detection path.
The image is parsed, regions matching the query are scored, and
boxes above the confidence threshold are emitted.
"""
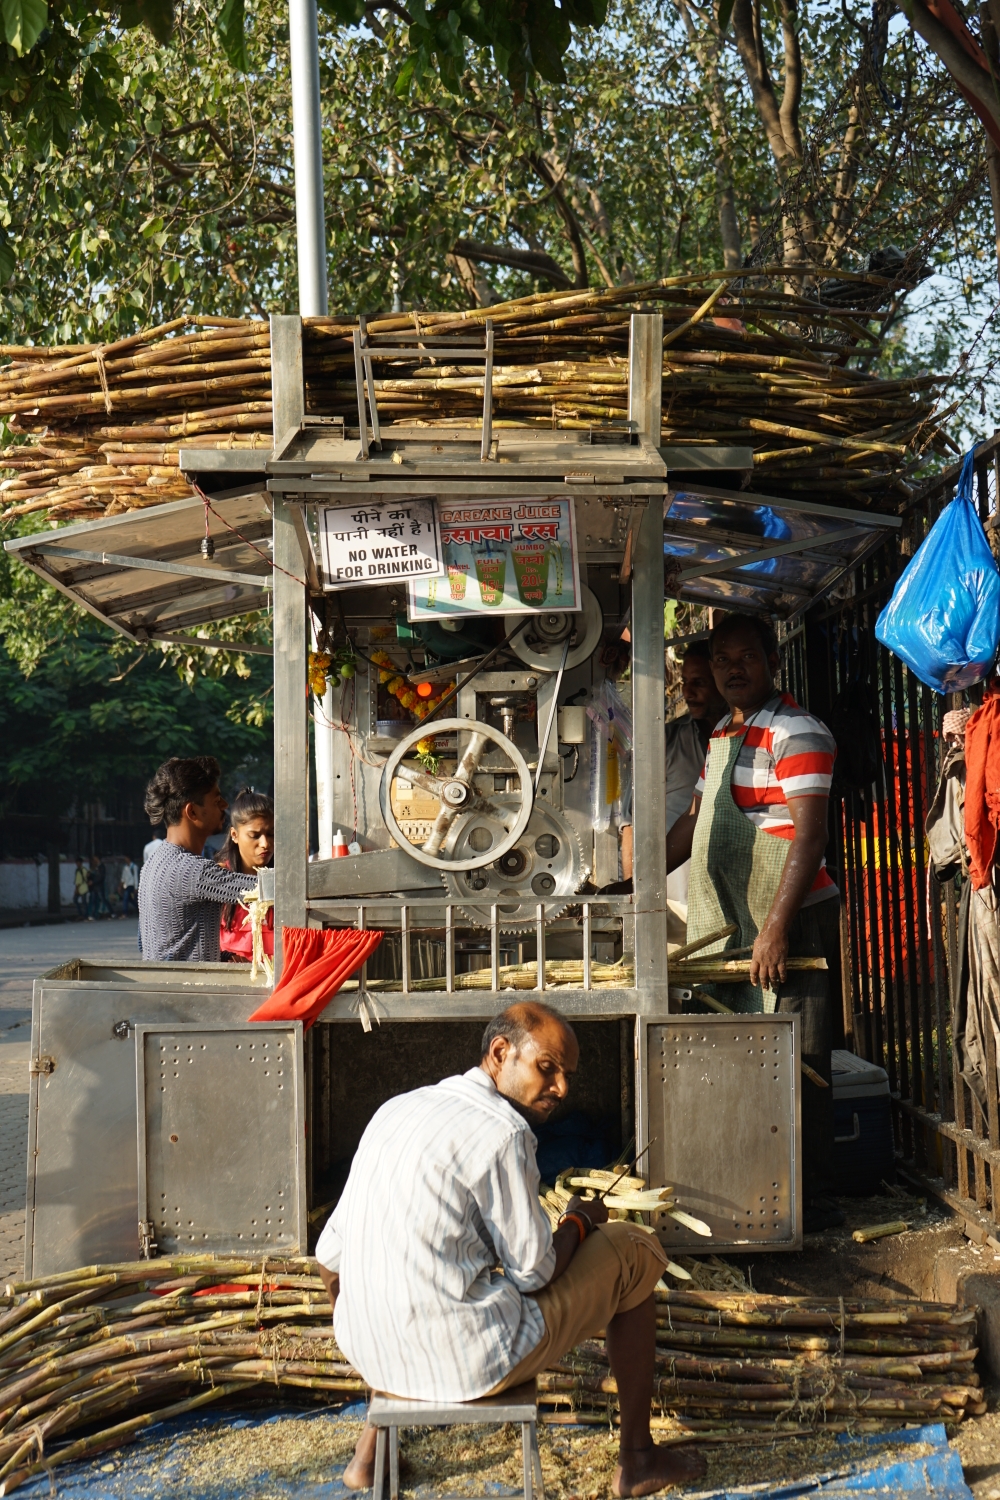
[315,1002,705,1498]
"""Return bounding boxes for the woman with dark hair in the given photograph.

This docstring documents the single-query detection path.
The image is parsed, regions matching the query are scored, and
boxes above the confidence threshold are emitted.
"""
[215,788,275,961]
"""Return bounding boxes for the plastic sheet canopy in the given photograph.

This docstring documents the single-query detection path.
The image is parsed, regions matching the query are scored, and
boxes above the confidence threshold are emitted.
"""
[663,485,899,619]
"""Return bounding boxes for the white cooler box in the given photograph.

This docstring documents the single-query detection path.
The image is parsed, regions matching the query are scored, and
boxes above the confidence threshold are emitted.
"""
[832,1049,896,1195]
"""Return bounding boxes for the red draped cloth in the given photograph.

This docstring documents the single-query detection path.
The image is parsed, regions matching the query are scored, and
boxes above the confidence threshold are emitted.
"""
[248,926,384,1029]
[965,689,1000,890]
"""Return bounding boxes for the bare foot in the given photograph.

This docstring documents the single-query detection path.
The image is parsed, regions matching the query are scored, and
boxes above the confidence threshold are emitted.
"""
[613,1443,707,1497]
[343,1423,382,1491]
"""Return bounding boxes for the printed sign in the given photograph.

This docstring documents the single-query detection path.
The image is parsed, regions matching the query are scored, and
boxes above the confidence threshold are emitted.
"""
[407,497,580,619]
[318,500,443,589]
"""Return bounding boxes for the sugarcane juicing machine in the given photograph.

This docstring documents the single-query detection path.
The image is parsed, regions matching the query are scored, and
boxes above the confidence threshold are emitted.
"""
[261,312,803,1254]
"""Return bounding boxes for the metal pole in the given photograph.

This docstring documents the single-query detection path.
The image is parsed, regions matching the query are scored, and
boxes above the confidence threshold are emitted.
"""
[289,0,328,316]
[271,316,309,971]
[627,312,666,1193]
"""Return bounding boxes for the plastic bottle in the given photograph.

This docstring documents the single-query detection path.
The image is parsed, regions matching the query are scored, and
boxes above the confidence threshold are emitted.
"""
[331,830,349,859]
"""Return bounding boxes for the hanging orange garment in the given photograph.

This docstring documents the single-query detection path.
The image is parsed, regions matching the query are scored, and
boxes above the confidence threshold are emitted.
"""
[964,690,1000,889]
[923,0,1000,151]
[248,926,384,1029]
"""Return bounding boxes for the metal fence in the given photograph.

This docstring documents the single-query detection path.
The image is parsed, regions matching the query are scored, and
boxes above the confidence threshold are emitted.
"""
[781,433,1000,1243]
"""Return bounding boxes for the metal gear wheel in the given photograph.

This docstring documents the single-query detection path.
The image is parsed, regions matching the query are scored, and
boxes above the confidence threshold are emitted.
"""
[440,794,588,931]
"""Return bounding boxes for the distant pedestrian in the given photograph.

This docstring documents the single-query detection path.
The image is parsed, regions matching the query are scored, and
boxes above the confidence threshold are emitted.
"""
[73,858,89,920]
[143,832,164,864]
[88,855,111,918]
[119,858,139,917]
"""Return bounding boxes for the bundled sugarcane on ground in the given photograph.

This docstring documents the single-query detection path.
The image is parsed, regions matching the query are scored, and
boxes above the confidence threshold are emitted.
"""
[0,267,950,528]
[0,1255,983,1494]
[540,1287,984,1432]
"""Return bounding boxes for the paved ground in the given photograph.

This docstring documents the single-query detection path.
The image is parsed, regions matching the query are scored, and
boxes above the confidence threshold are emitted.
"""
[0,919,139,1282]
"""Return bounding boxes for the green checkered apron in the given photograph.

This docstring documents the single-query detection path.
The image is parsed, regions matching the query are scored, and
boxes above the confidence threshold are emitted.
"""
[686,726,790,1014]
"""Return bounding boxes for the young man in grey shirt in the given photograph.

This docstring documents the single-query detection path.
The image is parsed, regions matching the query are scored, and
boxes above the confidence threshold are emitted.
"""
[138,756,258,962]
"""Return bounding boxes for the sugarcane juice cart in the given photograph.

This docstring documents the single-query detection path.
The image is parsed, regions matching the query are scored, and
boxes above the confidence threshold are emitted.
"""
[9,313,900,1280]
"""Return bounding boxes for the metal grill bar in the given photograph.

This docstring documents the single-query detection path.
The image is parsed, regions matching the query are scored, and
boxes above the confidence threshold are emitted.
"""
[583,904,592,991]
[446,906,454,993]
[536,905,546,991]
[491,905,499,991]
[401,905,410,995]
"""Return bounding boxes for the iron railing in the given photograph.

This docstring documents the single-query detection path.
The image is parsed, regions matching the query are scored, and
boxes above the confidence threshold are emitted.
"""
[782,432,1000,1243]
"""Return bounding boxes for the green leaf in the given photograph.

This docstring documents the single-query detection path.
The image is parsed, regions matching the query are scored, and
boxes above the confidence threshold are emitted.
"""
[315,0,365,22]
[0,236,14,284]
[119,0,175,45]
[216,0,248,72]
[717,0,736,32]
[1,0,46,57]
[393,52,417,97]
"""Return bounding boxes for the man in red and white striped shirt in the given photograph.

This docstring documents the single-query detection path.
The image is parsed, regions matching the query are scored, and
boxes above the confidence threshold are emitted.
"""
[668,613,843,1228]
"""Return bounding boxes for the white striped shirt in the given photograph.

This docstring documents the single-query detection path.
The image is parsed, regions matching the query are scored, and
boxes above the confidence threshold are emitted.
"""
[315,1067,554,1401]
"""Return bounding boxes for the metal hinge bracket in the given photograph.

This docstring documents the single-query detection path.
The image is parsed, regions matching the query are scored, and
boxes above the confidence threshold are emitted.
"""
[29,1055,56,1076]
[138,1220,159,1259]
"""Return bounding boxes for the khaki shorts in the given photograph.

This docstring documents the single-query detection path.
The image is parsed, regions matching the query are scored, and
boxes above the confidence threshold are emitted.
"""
[488,1221,668,1394]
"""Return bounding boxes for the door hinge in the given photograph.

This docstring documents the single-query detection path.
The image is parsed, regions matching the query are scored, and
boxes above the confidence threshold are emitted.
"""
[138,1220,159,1259]
[29,1055,56,1076]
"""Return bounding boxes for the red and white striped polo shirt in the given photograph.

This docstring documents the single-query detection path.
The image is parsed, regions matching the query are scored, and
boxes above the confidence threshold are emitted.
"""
[694,691,838,903]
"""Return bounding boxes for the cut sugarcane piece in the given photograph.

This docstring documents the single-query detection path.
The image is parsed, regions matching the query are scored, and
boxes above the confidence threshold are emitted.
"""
[604,1189,675,1212]
[663,1263,694,1281]
[564,1171,647,1194]
[665,1208,713,1237]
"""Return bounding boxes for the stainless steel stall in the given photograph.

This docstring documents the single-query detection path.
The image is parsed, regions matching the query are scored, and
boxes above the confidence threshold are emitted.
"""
[8,312,900,1277]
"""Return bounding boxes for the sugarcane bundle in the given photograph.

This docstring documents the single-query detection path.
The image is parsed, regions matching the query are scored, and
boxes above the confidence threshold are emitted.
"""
[366,949,827,993]
[0,1259,984,1490]
[0,266,950,529]
[537,1288,984,1432]
[0,318,273,525]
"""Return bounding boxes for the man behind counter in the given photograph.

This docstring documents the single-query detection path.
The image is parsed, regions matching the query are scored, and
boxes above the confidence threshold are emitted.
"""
[667,613,843,1231]
[619,640,727,902]
[138,756,259,963]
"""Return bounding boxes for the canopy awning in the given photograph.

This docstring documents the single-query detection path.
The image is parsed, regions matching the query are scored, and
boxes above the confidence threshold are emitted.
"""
[663,484,900,618]
[3,486,273,647]
[3,465,901,642]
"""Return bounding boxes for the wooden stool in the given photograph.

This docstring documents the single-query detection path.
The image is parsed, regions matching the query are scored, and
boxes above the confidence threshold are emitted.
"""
[368,1379,544,1500]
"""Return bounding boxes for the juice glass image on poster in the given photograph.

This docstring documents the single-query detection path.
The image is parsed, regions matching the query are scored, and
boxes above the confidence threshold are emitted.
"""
[318,498,443,589]
[407,498,580,618]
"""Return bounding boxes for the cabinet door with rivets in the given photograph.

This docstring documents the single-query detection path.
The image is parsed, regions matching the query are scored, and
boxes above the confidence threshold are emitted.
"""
[135,1023,306,1259]
[646,1015,802,1253]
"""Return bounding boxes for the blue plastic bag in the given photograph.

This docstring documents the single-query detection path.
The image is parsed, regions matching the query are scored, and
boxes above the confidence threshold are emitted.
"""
[875,450,1000,694]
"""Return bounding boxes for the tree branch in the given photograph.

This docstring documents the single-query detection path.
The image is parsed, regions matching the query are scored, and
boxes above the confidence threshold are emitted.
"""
[529,153,589,287]
[451,237,572,287]
[732,0,797,173]
[778,0,804,159]
[896,0,1000,129]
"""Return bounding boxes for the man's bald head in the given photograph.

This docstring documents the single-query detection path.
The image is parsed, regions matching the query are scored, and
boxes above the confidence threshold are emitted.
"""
[480,1001,576,1060]
[480,1002,578,1124]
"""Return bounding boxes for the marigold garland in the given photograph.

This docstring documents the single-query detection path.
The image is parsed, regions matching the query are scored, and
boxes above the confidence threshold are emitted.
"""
[370,649,454,722]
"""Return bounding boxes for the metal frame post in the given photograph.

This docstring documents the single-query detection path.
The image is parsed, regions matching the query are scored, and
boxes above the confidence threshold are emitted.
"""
[271,316,309,966]
[289,0,328,316]
[628,313,667,1169]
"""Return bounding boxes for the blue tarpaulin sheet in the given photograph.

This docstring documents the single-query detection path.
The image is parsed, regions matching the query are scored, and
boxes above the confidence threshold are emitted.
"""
[12,1411,972,1500]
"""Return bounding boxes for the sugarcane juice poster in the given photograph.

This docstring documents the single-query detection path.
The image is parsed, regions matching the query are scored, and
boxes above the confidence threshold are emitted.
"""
[407,498,580,618]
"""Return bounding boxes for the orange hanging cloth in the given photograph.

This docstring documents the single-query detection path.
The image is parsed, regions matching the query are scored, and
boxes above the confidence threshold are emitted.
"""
[248,926,384,1029]
[964,687,1000,889]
